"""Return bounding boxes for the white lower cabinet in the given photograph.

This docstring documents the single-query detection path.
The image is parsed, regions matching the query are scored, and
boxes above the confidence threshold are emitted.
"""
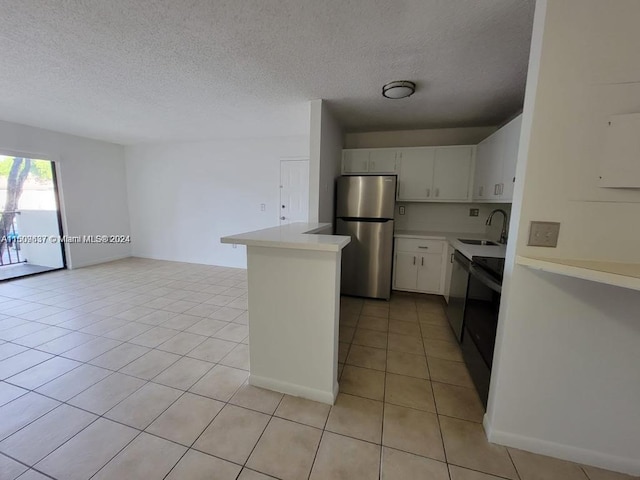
[394,252,419,291]
[416,253,443,292]
[393,237,446,294]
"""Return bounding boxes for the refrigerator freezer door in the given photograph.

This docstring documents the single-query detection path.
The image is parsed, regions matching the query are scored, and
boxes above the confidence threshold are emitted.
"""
[336,176,396,219]
[337,218,394,299]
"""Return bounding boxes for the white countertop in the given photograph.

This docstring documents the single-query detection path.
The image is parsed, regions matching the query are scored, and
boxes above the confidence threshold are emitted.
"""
[517,255,640,292]
[394,229,507,260]
[220,222,351,252]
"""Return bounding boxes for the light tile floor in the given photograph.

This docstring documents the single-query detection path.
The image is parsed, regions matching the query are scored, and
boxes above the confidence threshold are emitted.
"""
[0,258,636,480]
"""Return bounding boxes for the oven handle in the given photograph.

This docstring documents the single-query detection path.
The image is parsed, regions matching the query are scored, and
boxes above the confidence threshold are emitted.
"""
[469,265,502,294]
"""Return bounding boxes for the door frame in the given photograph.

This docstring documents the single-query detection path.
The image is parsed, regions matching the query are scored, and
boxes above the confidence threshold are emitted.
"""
[0,148,68,276]
[279,157,310,225]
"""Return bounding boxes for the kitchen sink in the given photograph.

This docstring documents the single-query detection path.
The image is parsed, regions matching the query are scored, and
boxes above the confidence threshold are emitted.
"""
[458,239,500,246]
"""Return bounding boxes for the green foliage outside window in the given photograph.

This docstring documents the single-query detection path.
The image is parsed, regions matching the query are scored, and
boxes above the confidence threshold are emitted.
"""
[0,156,52,182]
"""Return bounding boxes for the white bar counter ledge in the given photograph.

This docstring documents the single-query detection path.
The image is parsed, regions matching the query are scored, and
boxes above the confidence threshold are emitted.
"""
[221,223,351,404]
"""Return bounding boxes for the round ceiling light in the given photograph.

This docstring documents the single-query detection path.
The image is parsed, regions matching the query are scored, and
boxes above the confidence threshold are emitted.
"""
[382,80,416,99]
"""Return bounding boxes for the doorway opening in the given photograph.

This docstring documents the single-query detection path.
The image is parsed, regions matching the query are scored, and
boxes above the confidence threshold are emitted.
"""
[0,155,66,281]
[279,158,309,225]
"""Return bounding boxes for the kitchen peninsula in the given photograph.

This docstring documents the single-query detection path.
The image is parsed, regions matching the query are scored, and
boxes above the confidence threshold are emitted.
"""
[221,223,350,404]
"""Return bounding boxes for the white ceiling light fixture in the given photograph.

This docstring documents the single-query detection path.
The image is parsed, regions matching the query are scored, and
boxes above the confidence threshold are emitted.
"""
[382,80,416,99]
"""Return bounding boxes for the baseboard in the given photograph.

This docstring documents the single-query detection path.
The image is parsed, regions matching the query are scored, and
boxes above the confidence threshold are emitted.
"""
[249,374,337,405]
[483,414,640,476]
[68,254,132,269]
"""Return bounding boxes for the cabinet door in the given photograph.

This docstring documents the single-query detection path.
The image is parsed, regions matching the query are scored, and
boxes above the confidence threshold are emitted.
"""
[499,115,522,201]
[343,150,370,174]
[473,138,493,200]
[397,148,435,201]
[369,150,397,173]
[433,147,473,200]
[393,252,418,291]
[490,129,506,199]
[416,253,442,293]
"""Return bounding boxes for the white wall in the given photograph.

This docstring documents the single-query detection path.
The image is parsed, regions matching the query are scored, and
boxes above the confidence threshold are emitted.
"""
[488,0,640,474]
[344,126,497,149]
[309,100,343,223]
[0,120,131,269]
[125,136,309,268]
[395,202,512,239]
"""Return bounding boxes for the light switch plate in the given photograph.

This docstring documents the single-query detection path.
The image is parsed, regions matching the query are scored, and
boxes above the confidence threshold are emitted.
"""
[528,221,560,247]
[469,208,479,217]
[399,206,406,215]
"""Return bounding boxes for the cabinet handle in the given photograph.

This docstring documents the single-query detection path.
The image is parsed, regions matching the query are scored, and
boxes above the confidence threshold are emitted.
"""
[371,160,375,170]
[418,246,429,249]
[426,188,431,197]
[450,253,454,263]
[435,188,439,197]
[494,184,500,195]
[479,186,484,197]
[413,256,416,265]
[500,183,505,194]
[421,257,424,266]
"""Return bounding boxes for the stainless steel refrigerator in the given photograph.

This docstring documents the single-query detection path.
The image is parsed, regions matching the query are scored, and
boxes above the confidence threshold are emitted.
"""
[335,175,396,300]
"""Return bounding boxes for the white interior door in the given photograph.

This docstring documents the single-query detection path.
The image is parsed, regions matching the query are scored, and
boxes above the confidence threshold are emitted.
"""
[280,159,309,225]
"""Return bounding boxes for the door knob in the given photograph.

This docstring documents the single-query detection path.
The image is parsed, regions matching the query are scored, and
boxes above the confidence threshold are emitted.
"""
[280,216,286,220]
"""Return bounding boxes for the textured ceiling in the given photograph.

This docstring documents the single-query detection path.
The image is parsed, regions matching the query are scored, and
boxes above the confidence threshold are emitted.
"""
[0,1,535,145]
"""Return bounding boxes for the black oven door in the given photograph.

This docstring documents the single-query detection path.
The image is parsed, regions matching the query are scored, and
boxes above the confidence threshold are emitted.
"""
[461,264,502,408]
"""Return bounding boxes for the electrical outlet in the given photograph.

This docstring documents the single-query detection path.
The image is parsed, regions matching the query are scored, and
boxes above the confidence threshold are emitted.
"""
[528,221,560,247]
[469,208,479,217]
[399,206,406,215]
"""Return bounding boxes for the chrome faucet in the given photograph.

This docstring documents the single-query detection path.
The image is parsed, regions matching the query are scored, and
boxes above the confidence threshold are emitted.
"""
[486,209,509,244]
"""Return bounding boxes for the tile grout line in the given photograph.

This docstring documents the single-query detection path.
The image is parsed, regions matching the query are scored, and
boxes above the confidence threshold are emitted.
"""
[305,299,366,480]
[505,445,523,480]
[378,301,391,480]
[417,297,453,478]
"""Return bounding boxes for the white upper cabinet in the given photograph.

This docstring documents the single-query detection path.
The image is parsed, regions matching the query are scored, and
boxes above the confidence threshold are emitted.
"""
[342,150,370,174]
[343,146,475,202]
[397,146,473,202]
[342,149,397,174]
[472,113,522,203]
[368,150,398,173]
[473,134,498,200]
[500,115,522,201]
[397,148,435,200]
[433,146,474,200]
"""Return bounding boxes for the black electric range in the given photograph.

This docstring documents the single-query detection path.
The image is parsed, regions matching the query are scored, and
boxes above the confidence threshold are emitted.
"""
[461,255,505,408]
